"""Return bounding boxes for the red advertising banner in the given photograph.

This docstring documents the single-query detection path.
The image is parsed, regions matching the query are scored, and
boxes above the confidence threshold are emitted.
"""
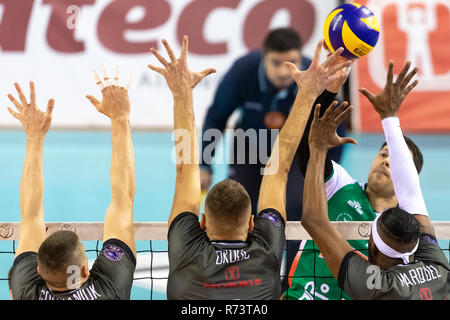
[0,0,338,129]
[357,0,450,133]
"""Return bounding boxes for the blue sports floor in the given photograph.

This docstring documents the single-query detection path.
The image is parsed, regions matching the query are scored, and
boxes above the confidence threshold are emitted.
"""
[0,131,449,299]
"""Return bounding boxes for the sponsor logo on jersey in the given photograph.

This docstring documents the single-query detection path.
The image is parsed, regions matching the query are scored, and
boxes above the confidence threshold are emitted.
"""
[419,287,433,300]
[103,245,124,262]
[336,212,353,221]
[203,278,262,289]
[261,211,282,227]
[225,266,240,281]
[299,281,330,300]
[347,200,364,215]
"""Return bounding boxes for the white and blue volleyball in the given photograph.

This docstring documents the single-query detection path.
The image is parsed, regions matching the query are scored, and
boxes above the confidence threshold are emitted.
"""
[324,3,380,59]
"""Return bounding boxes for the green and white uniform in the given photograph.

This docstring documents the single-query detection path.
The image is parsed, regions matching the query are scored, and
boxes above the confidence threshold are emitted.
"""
[283,161,377,300]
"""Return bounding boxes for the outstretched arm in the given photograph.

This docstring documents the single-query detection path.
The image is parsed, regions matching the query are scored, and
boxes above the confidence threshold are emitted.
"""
[87,66,136,257]
[148,37,216,226]
[258,41,352,220]
[7,82,54,258]
[360,61,433,235]
[297,51,353,178]
[301,102,357,278]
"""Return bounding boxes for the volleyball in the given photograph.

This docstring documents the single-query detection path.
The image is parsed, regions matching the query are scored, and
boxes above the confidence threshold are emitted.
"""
[323,3,380,60]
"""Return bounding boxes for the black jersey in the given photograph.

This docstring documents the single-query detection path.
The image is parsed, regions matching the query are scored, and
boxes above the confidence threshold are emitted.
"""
[167,208,286,300]
[10,239,136,300]
[338,233,450,300]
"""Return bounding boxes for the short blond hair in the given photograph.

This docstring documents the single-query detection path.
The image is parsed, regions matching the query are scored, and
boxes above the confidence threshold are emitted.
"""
[205,179,251,230]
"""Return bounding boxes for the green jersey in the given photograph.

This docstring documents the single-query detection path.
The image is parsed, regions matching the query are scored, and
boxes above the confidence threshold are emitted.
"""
[283,161,377,300]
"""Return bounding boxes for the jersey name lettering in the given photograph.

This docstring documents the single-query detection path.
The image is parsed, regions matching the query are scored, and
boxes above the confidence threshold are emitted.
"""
[396,265,442,287]
[38,284,102,300]
[215,249,250,265]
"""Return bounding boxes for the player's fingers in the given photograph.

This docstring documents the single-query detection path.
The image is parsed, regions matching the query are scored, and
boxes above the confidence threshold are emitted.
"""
[14,82,28,107]
[328,59,352,76]
[334,103,353,124]
[29,81,36,104]
[86,95,101,108]
[125,74,133,90]
[323,41,331,55]
[147,64,165,74]
[102,64,111,86]
[404,79,419,96]
[402,66,419,89]
[332,101,349,119]
[93,70,106,90]
[46,99,55,116]
[395,61,411,86]
[359,88,376,103]
[180,35,188,61]
[7,107,20,120]
[199,68,217,79]
[386,60,394,86]
[312,40,324,65]
[150,47,170,68]
[313,104,321,124]
[7,94,23,111]
[323,47,345,68]
[113,64,120,85]
[322,101,337,121]
[324,100,340,119]
[339,136,358,145]
[322,100,339,121]
[284,62,298,75]
[162,39,177,63]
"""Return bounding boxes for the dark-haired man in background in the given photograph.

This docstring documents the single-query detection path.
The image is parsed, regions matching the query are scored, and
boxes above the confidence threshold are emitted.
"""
[200,28,346,287]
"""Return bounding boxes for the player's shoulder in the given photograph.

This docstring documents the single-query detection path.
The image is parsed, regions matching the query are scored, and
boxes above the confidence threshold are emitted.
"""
[249,208,286,250]
[254,208,285,228]
[10,252,44,300]
[168,212,202,237]
[325,160,359,199]
[415,233,450,267]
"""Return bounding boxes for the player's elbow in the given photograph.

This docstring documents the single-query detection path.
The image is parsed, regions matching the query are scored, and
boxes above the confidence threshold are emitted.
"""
[300,212,312,229]
[111,190,135,211]
[300,208,320,230]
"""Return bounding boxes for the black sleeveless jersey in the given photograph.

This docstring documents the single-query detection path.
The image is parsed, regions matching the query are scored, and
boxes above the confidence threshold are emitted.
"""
[10,239,136,300]
[167,208,286,300]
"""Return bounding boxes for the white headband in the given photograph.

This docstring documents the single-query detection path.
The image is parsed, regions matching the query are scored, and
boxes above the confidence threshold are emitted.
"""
[371,213,419,265]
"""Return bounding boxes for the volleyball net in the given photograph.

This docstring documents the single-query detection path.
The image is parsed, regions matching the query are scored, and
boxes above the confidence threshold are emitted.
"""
[0,221,449,300]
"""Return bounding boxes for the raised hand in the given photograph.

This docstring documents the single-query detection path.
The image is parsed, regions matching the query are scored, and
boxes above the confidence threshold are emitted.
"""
[284,40,352,97]
[359,61,418,119]
[148,36,216,94]
[308,101,357,152]
[7,82,55,139]
[87,65,131,121]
